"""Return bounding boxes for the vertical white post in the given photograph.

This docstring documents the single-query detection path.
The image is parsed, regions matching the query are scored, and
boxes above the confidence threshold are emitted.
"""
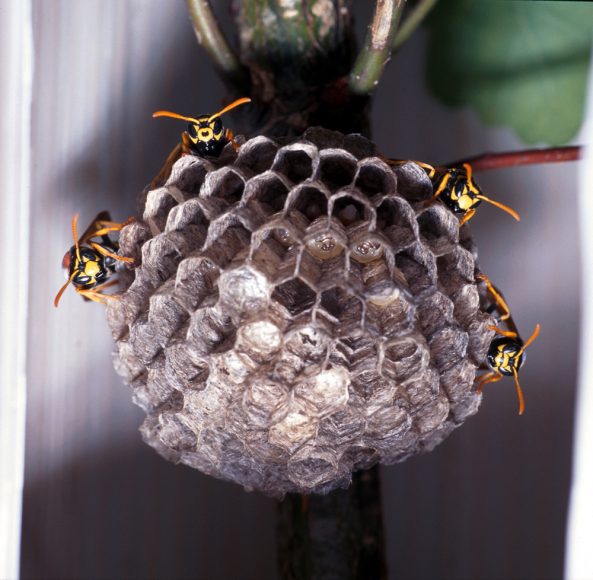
[566,53,593,580]
[0,0,33,578]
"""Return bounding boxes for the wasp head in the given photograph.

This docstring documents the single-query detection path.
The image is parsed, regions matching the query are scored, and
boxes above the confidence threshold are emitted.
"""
[487,336,525,377]
[153,97,251,158]
[186,115,226,156]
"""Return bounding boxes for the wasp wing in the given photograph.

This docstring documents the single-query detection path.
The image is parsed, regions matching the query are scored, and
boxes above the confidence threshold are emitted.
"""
[78,211,113,244]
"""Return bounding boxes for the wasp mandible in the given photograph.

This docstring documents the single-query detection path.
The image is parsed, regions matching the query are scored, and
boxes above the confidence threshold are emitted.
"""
[54,212,134,307]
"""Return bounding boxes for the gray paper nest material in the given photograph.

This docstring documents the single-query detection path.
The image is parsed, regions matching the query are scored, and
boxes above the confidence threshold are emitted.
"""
[107,128,494,497]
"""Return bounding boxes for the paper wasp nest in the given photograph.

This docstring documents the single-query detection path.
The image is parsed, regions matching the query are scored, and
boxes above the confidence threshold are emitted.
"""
[107,128,493,496]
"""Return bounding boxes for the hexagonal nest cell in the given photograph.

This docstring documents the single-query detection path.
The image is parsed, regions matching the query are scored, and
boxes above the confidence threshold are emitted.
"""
[107,127,494,497]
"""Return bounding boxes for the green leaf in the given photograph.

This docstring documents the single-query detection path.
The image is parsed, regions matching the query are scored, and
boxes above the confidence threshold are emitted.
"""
[426,0,593,145]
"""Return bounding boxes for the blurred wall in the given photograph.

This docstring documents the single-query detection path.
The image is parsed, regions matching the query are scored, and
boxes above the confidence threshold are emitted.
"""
[21,1,580,579]
[22,2,276,579]
[374,34,579,580]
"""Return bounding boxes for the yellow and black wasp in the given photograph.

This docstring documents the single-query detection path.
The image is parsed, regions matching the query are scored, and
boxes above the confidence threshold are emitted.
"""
[150,97,251,188]
[54,212,134,307]
[475,273,540,415]
[388,159,520,226]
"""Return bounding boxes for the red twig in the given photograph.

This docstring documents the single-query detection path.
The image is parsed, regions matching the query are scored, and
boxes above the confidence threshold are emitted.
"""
[451,146,582,172]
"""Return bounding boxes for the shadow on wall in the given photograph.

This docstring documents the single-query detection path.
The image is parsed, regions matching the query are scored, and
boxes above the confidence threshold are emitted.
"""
[21,441,276,580]
[23,2,277,579]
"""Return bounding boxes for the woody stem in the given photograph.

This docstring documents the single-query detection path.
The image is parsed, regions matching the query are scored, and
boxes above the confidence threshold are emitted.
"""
[452,146,582,172]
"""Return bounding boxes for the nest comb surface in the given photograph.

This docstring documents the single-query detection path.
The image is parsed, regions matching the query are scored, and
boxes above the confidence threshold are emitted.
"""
[107,127,494,497]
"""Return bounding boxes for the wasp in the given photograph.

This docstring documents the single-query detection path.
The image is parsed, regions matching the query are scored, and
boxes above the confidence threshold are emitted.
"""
[150,97,251,188]
[387,159,520,226]
[54,212,134,307]
[475,273,540,415]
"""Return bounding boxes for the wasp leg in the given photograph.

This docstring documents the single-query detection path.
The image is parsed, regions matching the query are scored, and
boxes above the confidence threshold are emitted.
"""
[381,157,405,167]
[413,161,437,179]
[475,371,503,394]
[459,209,476,226]
[82,218,134,243]
[76,279,121,304]
[381,158,437,179]
[476,273,511,321]
[181,132,192,154]
[150,141,185,190]
[77,212,112,243]
[91,216,135,232]
[487,325,518,339]
[424,170,452,207]
[225,129,241,152]
[88,242,134,264]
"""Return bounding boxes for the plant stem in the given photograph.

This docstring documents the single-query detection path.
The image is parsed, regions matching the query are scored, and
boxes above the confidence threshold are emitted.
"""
[453,146,582,172]
[235,0,362,135]
[392,0,439,51]
[186,0,250,91]
[349,0,404,95]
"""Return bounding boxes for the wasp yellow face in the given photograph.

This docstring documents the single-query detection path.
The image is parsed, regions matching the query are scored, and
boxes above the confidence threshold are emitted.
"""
[67,246,109,290]
[487,337,525,376]
[435,168,482,215]
[186,116,226,156]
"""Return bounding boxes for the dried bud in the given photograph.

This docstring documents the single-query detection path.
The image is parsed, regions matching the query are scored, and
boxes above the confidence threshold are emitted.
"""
[107,128,493,497]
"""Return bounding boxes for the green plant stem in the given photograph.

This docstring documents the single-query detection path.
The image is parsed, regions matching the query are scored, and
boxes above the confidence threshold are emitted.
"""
[452,146,582,172]
[349,0,404,95]
[392,0,439,51]
[186,0,250,91]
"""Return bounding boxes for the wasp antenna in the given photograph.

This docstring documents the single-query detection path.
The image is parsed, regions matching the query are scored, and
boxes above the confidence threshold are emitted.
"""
[512,367,526,415]
[153,110,200,125]
[71,213,79,242]
[519,324,541,356]
[462,163,474,181]
[208,97,251,122]
[71,213,82,263]
[54,271,77,308]
[476,194,521,222]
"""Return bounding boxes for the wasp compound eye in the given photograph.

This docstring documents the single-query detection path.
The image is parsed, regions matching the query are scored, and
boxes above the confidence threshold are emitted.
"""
[212,118,223,135]
[187,124,198,139]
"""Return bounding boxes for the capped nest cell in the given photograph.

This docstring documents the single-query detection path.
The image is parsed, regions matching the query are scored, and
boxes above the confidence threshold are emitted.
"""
[107,128,494,497]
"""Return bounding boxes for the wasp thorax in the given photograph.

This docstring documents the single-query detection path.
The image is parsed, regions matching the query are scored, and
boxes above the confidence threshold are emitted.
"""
[107,128,495,497]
